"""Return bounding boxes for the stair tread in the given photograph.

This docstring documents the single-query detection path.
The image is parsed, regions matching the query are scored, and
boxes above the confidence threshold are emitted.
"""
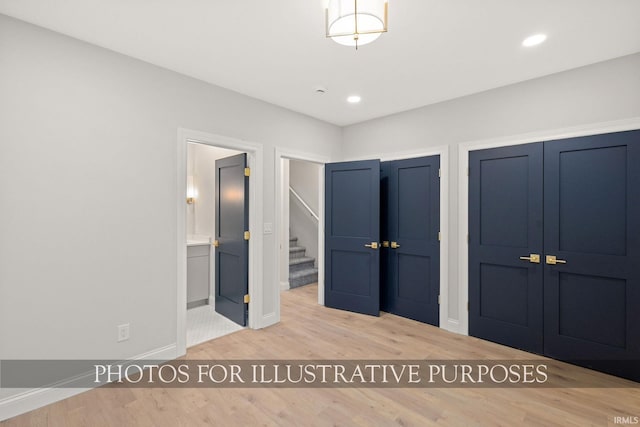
[289,256,315,265]
[289,268,318,279]
[289,246,306,252]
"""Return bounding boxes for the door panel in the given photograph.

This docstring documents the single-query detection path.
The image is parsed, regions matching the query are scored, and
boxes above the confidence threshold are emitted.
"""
[383,156,440,326]
[215,153,248,326]
[469,143,544,354]
[325,160,380,316]
[544,130,640,381]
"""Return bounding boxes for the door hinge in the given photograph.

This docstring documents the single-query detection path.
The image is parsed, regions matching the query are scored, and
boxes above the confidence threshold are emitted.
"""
[438,295,441,305]
[467,234,469,244]
[244,167,250,177]
[467,167,469,177]
[244,231,250,240]
[244,294,250,303]
[438,168,441,178]
[438,231,441,241]
[467,302,470,311]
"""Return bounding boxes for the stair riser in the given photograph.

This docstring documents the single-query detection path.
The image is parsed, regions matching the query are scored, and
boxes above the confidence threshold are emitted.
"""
[290,272,318,289]
[289,260,315,273]
[289,249,306,260]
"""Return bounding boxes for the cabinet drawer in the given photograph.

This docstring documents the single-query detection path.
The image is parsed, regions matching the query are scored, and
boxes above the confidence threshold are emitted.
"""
[187,244,210,258]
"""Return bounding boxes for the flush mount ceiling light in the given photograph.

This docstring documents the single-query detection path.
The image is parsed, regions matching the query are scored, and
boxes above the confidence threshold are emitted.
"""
[326,0,388,49]
[522,33,547,47]
[347,95,362,103]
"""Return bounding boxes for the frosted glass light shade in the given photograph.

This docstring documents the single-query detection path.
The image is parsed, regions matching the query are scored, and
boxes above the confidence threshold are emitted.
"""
[326,0,388,47]
[186,175,197,203]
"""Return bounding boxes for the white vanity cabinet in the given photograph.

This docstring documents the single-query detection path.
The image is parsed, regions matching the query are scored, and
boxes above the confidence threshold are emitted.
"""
[187,243,210,308]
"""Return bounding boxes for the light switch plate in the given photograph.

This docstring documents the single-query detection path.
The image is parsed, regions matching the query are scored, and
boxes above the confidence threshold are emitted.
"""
[263,222,273,234]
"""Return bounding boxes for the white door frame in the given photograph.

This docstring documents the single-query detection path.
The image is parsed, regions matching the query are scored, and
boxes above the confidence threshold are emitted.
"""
[275,148,329,309]
[342,146,452,332]
[177,128,264,357]
[457,117,640,336]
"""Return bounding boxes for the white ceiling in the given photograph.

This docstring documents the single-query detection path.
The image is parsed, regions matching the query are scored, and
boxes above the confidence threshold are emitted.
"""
[1,1,640,126]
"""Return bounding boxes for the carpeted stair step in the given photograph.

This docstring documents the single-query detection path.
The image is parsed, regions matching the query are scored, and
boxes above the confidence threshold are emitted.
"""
[289,246,306,260]
[289,268,318,289]
[289,256,315,273]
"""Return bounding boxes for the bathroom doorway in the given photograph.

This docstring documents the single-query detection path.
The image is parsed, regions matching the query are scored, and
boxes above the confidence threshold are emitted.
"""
[186,142,245,347]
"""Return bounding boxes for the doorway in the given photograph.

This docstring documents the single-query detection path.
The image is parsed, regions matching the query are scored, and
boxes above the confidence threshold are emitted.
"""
[275,149,328,312]
[177,128,265,357]
[324,155,442,326]
[468,129,640,381]
[185,143,245,347]
[283,159,322,292]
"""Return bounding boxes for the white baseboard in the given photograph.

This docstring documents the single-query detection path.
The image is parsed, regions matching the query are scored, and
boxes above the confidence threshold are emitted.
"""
[260,312,279,329]
[442,318,462,335]
[0,344,177,422]
[280,281,290,291]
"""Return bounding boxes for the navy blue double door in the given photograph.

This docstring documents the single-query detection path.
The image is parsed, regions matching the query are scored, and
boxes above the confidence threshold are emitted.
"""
[469,130,640,381]
[324,156,440,326]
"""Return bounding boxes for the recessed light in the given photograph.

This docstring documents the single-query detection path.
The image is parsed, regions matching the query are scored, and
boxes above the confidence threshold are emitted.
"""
[522,34,547,47]
[347,95,361,104]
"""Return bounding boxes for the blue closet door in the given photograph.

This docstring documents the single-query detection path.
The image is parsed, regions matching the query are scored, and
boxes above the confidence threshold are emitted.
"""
[382,156,440,325]
[543,130,640,381]
[214,153,249,326]
[325,160,381,316]
[469,143,544,354]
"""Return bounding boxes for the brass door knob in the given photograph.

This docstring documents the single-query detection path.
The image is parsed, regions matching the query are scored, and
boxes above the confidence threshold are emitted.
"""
[546,255,567,265]
[364,242,379,249]
[519,254,540,263]
[390,242,400,249]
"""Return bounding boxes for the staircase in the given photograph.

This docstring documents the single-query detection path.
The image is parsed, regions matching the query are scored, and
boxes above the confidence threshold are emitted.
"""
[288,236,318,288]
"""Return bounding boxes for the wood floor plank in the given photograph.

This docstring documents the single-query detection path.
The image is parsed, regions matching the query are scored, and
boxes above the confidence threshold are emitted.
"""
[2,283,639,426]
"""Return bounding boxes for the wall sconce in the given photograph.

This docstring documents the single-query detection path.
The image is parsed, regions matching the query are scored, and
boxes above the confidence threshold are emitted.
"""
[186,175,197,204]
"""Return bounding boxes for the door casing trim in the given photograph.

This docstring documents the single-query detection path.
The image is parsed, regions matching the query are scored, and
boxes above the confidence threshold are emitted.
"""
[458,117,640,336]
[177,128,264,357]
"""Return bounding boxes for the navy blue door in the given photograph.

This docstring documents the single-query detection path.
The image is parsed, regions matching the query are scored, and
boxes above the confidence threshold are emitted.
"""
[325,160,380,316]
[382,156,440,325]
[543,130,640,381]
[215,153,249,326]
[469,144,544,354]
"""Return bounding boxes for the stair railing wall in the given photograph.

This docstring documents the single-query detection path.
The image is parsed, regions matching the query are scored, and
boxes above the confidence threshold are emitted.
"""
[289,186,319,268]
[289,187,319,222]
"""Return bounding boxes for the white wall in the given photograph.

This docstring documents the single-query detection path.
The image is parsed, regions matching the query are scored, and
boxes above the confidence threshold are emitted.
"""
[342,52,640,324]
[0,13,341,405]
[289,160,321,214]
[289,160,321,265]
[186,143,240,240]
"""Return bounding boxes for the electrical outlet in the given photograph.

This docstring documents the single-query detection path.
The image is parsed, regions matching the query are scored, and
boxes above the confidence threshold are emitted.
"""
[117,324,130,342]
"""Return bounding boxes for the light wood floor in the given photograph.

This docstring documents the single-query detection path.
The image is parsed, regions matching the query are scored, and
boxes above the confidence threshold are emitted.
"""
[3,284,639,426]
